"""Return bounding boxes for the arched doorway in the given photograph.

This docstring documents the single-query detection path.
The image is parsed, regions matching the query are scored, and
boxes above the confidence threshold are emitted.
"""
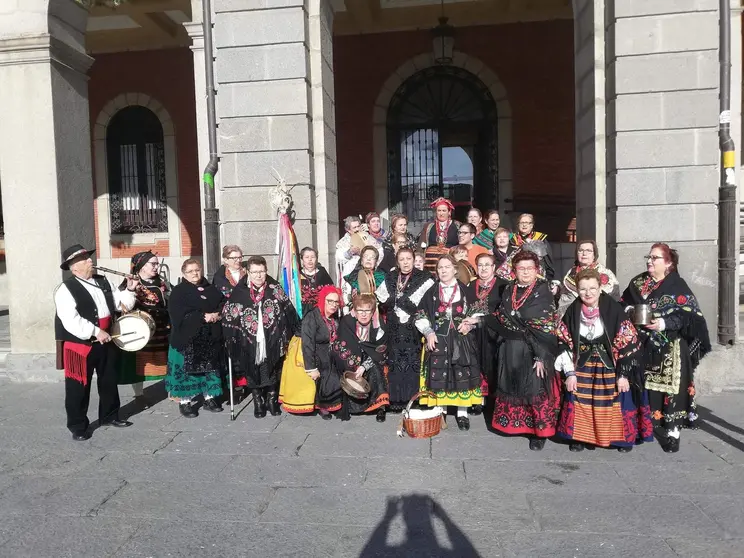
[386,66,499,229]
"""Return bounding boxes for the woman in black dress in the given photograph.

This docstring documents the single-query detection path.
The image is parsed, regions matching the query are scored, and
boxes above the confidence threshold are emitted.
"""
[299,247,334,316]
[382,247,434,411]
[302,285,344,419]
[620,242,710,453]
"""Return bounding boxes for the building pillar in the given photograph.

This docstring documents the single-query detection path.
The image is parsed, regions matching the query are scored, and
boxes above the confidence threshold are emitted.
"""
[576,0,744,391]
[212,0,339,276]
[185,0,211,265]
[0,0,94,378]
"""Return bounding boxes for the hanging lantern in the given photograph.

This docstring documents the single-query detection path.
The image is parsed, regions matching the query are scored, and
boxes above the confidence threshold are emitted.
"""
[432,16,455,65]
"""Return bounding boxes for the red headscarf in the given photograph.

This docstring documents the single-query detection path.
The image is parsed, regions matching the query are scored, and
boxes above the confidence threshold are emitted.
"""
[317,285,342,315]
[430,197,454,211]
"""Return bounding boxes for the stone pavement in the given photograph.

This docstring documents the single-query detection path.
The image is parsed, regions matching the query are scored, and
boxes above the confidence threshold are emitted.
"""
[0,380,743,558]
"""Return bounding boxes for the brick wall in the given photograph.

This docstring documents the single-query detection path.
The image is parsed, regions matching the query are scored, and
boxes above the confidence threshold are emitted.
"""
[334,20,575,239]
[88,47,202,257]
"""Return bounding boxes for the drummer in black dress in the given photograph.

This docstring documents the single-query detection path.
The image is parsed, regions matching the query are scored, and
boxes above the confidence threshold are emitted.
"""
[299,247,334,316]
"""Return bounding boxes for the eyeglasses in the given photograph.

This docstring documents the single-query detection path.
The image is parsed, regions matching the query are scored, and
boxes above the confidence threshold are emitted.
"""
[356,309,373,314]
[515,266,536,272]
[458,230,472,235]
[147,261,160,267]
[249,270,267,276]
[225,256,242,261]
[326,299,340,305]
[579,287,599,294]
[184,268,201,275]
[644,255,664,262]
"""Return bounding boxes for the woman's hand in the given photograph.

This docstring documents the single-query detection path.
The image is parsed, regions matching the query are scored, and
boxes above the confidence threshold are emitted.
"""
[125,277,140,291]
[565,375,577,392]
[204,312,220,323]
[644,319,661,331]
[426,332,438,351]
[457,321,473,335]
[617,377,630,393]
[533,360,545,379]
[308,370,320,381]
[354,366,365,379]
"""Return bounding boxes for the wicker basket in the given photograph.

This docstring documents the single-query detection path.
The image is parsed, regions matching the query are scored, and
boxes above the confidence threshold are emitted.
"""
[397,391,447,439]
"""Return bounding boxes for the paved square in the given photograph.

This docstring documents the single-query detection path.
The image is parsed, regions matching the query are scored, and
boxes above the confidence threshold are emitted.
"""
[0,378,743,557]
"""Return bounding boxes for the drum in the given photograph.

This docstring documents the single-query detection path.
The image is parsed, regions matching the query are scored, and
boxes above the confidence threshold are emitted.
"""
[112,310,156,352]
[357,269,377,295]
[456,260,475,285]
[350,231,372,251]
[341,371,371,399]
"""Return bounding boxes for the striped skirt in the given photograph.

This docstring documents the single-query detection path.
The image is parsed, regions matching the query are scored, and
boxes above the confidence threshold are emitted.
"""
[557,349,653,448]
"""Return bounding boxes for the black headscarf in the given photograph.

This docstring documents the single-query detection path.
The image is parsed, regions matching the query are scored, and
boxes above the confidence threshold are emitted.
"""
[131,251,156,275]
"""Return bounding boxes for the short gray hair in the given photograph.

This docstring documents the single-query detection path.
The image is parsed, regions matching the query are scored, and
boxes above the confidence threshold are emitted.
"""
[344,215,361,231]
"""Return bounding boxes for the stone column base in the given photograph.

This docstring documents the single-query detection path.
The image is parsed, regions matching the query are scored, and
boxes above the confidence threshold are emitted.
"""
[5,353,61,382]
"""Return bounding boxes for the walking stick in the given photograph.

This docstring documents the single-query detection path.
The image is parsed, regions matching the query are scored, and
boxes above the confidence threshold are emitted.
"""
[228,354,235,421]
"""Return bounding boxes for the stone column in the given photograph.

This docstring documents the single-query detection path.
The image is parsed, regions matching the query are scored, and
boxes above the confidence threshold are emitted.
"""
[185,0,211,262]
[0,0,95,379]
[573,0,607,253]
[212,0,339,276]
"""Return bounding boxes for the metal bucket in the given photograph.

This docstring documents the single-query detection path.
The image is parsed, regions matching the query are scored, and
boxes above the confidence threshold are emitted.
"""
[632,304,652,325]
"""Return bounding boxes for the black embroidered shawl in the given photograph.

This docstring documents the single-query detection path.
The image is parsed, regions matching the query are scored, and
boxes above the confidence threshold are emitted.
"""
[222,276,299,375]
[213,264,247,299]
[300,266,334,316]
[621,271,711,370]
[331,315,388,372]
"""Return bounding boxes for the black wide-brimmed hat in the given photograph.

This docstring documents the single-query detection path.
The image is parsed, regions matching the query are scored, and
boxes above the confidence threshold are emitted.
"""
[60,244,96,270]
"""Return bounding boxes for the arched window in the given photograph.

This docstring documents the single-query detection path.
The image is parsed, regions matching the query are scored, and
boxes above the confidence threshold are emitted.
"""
[106,106,168,233]
[387,66,498,229]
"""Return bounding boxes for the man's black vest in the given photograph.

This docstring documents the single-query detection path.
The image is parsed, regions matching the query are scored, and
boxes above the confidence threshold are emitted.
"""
[54,275,116,344]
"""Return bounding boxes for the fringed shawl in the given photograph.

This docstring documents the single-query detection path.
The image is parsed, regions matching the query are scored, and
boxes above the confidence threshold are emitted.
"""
[621,271,711,370]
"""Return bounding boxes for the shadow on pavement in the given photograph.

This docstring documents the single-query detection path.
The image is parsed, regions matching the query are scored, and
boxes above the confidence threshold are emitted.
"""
[358,494,481,558]
[90,380,168,431]
[696,405,744,452]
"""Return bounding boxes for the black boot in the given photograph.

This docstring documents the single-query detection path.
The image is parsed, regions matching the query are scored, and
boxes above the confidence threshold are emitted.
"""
[203,398,223,413]
[266,389,282,417]
[179,402,198,418]
[529,437,546,451]
[376,408,386,423]
[569,442,584,452]
[662,436,680,453]
[617,446,633,453]
[252,389,267,418]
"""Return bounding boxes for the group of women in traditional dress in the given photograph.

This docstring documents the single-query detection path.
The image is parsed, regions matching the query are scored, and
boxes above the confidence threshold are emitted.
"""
[111,203,711,454]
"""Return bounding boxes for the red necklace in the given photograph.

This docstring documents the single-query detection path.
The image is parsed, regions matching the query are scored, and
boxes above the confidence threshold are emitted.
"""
[250,283,265,305]
[511,281,536,311]
[322,314,337,342]
[476,278,495,300]
[439,282,458,308]
[640,275,663,297]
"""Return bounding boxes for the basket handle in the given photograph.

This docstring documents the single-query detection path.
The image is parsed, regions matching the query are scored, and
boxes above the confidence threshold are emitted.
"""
[403,390,438,418]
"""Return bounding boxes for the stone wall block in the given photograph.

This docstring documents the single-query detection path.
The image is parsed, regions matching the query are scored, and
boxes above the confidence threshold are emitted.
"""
[614,204,718,243]
[214,0,304,12]
[221,150,312,188]
[270,114,311,151]
[219,80,309,118]
[219,184,313,221]
[215,44,308,83]
[214,8,305,48]
[612,51,718,94]
[219,115,311,153]
[614,0,718,18]
[614,12,718,56]
[222,219,315,256]
[614,90,719,131]
[614,167,719,206]
[614,129,718,169]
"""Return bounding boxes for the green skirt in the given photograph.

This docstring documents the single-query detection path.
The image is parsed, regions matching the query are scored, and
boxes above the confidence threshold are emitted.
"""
[165,346,222,399]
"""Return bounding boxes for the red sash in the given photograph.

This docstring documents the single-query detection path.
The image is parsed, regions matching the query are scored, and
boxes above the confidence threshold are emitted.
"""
[63,316,112,386]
